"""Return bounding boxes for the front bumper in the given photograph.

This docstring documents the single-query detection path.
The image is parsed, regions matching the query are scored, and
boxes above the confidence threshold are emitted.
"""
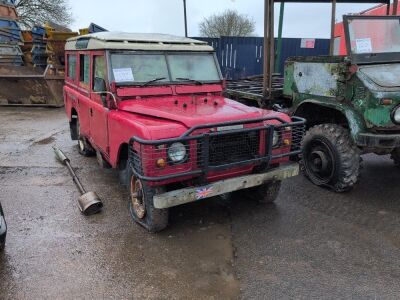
[153,162,299,209]
[356,132,400,149]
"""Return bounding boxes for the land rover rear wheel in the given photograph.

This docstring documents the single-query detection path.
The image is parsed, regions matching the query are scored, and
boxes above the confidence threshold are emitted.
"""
[249,181,281,204]
[128,177,169,233]
[76,118,95,157]
[300,124,361,192]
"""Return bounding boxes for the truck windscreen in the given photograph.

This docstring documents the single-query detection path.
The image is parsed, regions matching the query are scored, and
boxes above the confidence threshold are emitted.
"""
[348,18,400,55]
[110,52,221,84]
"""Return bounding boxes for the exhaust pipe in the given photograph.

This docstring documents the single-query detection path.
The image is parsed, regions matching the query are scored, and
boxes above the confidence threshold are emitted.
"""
[53,146,103,215]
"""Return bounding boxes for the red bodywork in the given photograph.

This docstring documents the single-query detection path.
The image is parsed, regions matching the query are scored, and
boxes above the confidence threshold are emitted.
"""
[334,4,400,55]
[64,50,295,186]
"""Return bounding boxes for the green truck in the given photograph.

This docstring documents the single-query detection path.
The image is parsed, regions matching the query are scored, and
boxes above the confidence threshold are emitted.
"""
[226,15,400,192]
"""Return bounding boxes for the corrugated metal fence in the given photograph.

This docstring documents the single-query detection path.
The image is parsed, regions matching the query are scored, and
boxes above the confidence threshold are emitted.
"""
[192,36,330,79]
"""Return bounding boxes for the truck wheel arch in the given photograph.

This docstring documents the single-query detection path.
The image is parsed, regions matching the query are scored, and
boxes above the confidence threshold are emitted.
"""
[117,143,129,171]
[294,100,365,140]
[70,108,78,140]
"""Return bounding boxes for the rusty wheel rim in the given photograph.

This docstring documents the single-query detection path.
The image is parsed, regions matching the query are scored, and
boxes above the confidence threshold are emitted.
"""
[130,178,146,219]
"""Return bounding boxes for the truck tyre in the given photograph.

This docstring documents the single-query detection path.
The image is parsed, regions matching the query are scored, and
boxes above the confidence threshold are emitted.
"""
[76,118,95,157]
[249,181,281,204]
[391,148,400,167]
[300,124,361,192]
[129,177,169,233]
[0,236,4,252]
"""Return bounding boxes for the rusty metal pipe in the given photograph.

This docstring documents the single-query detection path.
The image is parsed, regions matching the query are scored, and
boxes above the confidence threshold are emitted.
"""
[53,146,103,215]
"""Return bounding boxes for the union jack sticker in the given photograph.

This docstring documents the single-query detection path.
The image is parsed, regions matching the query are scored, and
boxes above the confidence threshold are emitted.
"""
[195,186,214,200]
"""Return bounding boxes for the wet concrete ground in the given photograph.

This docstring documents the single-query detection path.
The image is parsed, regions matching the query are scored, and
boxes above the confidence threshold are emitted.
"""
[1,107,400,299]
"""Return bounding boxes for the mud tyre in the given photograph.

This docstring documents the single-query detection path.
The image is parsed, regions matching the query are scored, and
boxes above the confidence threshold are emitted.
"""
[76,118,95,157]
[391,148,400,168]
[128,177,169,233]
[247,181,281,204]
[300,124,361,192]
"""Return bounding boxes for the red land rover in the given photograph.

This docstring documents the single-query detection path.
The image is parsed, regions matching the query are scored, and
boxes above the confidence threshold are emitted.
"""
[63,32,305,232]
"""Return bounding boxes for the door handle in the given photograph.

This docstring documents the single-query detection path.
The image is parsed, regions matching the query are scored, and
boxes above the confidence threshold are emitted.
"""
[90,108,93,117]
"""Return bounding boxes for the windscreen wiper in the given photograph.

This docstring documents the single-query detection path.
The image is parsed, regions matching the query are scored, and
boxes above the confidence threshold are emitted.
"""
[141,77,166,87]
[175,77,203,85]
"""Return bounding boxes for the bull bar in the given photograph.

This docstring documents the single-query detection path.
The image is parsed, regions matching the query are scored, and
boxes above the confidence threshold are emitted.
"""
[128,116,306,182]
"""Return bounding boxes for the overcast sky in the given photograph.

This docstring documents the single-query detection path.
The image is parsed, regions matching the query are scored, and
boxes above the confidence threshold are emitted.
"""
[69,0,377,38]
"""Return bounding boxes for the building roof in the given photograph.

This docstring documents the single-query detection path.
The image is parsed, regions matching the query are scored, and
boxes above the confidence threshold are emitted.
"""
[65,32,214,52]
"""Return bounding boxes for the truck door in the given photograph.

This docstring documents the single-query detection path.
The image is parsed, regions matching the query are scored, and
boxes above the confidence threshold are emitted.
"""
[76,53,91,137]
[89,53,109,154]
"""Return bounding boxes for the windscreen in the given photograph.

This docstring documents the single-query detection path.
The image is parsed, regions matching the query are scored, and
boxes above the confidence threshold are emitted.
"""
[110,52,221,84]
[348,18,400,55]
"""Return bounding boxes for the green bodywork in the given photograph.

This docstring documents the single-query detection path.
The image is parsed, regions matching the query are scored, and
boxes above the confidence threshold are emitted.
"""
[283,56,400,150]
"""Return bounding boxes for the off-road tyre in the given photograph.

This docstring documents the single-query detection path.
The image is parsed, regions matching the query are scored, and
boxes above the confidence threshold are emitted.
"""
[76,118,95,157]
[391,148,400,168]
[236,181,281,203]
[128,177,169,233]
[247,181,281,204]
[119,159,132,188]
[0,235,5,252]
[300,124,361,192]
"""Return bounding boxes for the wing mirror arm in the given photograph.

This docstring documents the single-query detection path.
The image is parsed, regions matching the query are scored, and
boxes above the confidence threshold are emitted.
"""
[93,77,118,109]
[93,91,118,109]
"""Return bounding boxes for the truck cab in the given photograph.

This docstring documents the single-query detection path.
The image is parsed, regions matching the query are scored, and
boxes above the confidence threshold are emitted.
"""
[282,15,400,191]
[64,32,305,232]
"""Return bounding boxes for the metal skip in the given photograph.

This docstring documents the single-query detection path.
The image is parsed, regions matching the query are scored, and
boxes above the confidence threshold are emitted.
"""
[53,146,103,215]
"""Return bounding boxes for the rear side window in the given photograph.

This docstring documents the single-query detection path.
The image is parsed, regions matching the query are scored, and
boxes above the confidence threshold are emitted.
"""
[67,54,76,80]
[79,54,90,85]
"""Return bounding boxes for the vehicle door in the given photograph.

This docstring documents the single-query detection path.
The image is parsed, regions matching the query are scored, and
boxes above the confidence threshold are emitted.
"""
[89,52,109,154]
[76,52,92,137]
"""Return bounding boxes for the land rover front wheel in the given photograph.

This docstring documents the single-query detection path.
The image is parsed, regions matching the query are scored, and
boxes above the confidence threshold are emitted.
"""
[391,148,400,167]
[300,124,361,192]
[128,177,169,233]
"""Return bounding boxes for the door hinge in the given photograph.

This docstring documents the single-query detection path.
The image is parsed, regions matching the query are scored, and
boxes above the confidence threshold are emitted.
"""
[106,146,110,154]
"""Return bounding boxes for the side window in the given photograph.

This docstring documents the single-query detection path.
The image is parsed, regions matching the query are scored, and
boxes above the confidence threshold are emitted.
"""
[79,54,90,86]
[67,54,76,80]
[93,56,106,90]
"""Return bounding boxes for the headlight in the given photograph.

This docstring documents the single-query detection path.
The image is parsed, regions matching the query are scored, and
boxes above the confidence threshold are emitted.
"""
[392,106,400,124]
[167,142,187,163]
[272,130,280,147]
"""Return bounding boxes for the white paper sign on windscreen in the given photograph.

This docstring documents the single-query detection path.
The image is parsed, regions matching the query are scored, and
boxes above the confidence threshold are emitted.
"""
[355,38,372,54]
[113,68,134,82]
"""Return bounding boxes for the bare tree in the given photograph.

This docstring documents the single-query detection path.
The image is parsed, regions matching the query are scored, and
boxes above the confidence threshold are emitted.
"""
[15,0,73,29]
[199,10,255,38]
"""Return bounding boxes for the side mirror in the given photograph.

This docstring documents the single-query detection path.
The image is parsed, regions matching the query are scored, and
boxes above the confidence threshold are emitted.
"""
[93,77,107,106]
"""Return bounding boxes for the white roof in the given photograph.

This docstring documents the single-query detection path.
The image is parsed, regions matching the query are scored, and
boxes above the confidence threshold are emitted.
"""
[65,32,214,52]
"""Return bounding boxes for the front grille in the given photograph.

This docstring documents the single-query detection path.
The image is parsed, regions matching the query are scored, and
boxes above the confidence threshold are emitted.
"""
[129,116,306,182]
[208,131,260,166]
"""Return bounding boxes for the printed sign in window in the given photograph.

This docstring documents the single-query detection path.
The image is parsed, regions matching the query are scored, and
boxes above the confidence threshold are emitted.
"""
[113,68,134,82]
[355,38,372,54]
[301,38,315,49]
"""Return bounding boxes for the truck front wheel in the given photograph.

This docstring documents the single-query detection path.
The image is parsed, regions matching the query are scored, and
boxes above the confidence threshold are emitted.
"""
[300,124,361,192]
[237,181,281,204]
[391,148,400,167]
[128,177,169,233]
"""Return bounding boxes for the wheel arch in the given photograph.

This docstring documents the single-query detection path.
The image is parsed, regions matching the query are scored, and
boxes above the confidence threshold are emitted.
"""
[294,100,365,140]
[70,107,78,140]
[117,142,130,171]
